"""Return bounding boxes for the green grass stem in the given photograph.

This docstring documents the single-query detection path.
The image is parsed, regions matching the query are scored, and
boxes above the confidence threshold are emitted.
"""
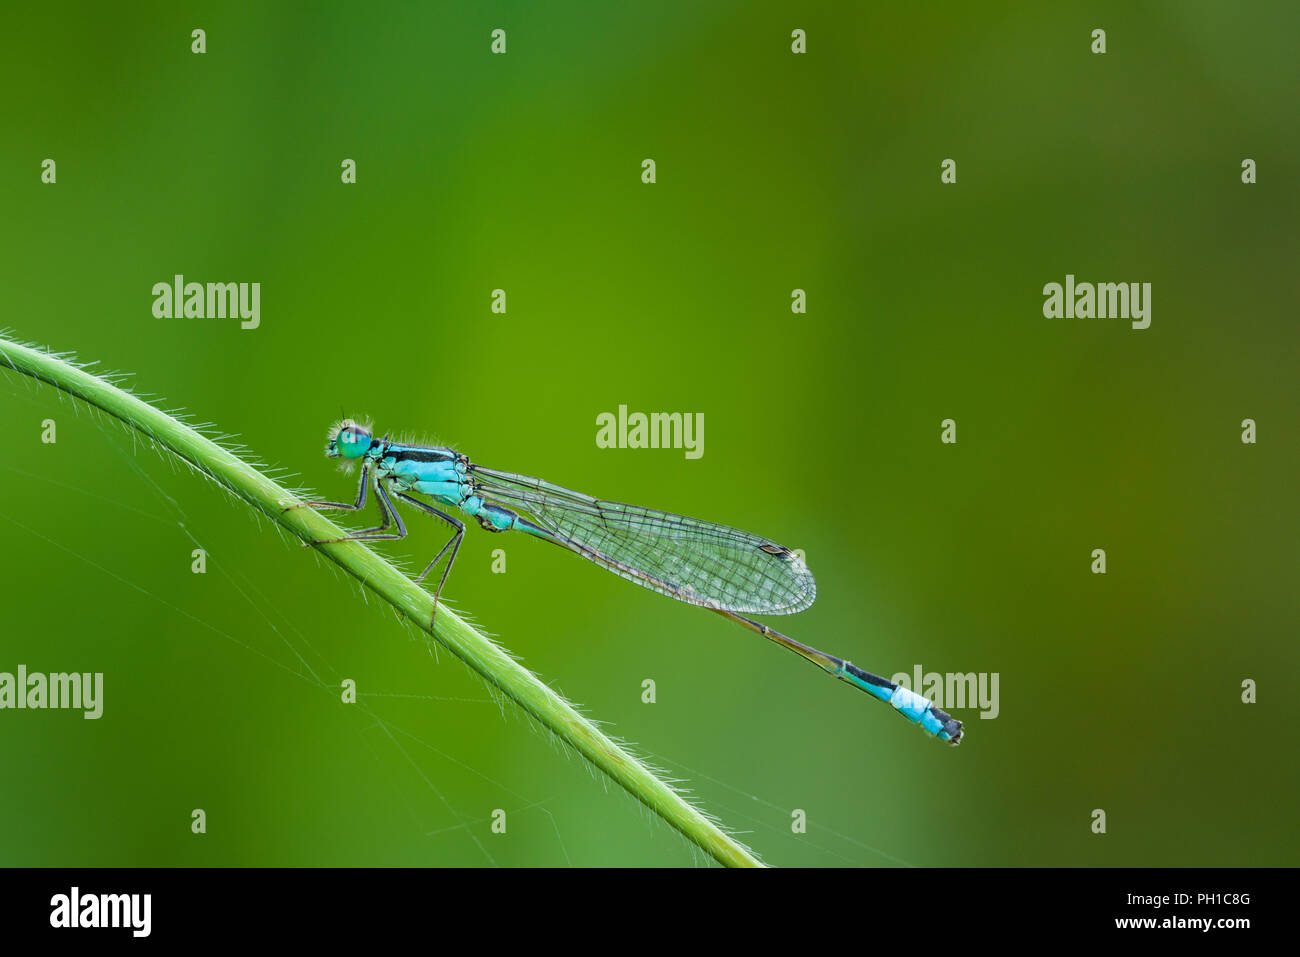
[0,333,763,868]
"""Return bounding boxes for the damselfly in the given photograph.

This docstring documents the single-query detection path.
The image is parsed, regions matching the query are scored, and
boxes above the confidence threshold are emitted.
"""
[289,421,963,744]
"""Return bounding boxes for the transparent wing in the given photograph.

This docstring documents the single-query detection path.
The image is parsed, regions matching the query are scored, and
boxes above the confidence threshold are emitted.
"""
[469,465,816,615]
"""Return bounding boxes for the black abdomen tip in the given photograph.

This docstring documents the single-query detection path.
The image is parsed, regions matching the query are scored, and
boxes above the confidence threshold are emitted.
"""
[933,705,964,745]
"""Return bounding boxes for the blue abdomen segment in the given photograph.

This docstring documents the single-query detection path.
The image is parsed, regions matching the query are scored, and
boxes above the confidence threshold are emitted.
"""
[838,662,963,743]
[461,495,521,532]
[888,686,960,741]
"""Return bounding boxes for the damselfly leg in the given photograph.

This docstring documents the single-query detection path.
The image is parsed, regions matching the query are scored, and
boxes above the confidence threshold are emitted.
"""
[307,473,407,545]
[394,491,465,627]
[290,461,464,626]
[283,460,372,514]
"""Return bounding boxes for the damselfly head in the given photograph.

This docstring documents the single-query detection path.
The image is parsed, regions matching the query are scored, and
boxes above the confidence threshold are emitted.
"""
[328,419,374,460]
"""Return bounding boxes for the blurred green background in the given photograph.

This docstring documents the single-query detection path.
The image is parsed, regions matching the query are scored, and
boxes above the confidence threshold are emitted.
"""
[1,1,1295,867]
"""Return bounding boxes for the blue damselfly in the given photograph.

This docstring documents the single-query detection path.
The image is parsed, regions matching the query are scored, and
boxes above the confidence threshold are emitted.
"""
[289,421,963,743]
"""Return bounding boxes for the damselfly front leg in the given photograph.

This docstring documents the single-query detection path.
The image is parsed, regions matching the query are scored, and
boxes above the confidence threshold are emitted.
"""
[307,474,408,546]
[283,459,372,514]
[283,461,399,547]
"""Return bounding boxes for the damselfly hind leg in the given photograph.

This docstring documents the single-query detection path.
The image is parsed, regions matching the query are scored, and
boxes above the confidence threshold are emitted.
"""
[394,491,465,628]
